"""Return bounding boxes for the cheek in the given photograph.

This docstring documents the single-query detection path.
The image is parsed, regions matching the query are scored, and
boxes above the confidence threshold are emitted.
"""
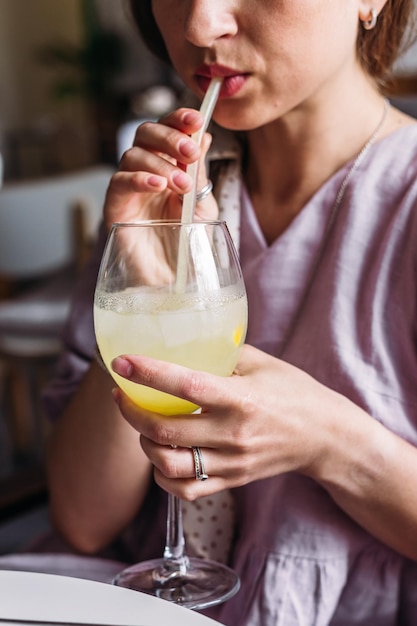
[264,6,358,86]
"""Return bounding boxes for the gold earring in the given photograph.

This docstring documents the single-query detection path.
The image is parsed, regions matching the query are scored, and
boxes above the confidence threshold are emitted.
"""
[362,7,378,30]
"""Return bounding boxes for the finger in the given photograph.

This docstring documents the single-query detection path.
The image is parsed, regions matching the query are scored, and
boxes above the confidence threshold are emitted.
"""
[113,386,224,450]
[140,436,254,499]
[140,438,191,479]
[141,436,230,481]
[158,108,204,135]
[132,118,202,168]
[140,438,201,480]
[118,147,194,194]
[108,169,167,196]
[153,468,228,501]
[103,167,186,228]
[103,173,168,228]
[111,354,237,412]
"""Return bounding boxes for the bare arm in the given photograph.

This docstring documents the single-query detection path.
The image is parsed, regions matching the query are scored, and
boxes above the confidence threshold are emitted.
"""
[313,402,417,561]
[46,362,152,554]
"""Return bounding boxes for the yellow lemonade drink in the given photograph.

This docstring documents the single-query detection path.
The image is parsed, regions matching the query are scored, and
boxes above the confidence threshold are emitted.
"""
[94,284,247,415]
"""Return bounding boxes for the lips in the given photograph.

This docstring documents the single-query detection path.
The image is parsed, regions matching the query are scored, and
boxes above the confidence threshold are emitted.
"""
[195,64,249,98]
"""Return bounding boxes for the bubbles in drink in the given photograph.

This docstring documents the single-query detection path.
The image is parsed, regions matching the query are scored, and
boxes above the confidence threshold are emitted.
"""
[94,284,248,414]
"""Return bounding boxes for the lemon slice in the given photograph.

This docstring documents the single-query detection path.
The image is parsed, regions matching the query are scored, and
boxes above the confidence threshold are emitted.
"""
[233,324,244,347]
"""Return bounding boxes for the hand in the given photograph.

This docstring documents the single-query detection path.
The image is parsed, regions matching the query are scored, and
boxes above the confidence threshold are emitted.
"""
[110,345,345,500]
[104,108,218,229]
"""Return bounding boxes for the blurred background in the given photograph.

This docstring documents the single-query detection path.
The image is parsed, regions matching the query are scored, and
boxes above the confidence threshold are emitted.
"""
[0,0,180,182]
[0,0,181,555]
[0,0,416,557]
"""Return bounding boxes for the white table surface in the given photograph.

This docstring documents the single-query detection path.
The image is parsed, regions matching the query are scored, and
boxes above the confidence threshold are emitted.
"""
[0,570,222,626]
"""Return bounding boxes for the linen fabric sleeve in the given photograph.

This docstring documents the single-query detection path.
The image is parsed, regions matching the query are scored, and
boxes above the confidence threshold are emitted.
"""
[42,223,107,422]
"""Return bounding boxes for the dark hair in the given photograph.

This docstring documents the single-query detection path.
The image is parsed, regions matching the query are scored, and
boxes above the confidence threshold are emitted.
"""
[128,0,416,90]
[129,0,171,65]
[357,0,417,89]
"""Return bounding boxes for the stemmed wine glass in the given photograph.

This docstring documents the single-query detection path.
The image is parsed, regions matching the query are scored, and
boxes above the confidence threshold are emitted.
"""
[93,220,247,610]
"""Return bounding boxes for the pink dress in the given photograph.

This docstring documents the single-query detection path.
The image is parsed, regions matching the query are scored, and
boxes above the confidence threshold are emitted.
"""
[40,124,417,625]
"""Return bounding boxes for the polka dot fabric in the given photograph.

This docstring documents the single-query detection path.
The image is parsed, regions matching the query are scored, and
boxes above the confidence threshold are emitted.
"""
[182,490,235,564]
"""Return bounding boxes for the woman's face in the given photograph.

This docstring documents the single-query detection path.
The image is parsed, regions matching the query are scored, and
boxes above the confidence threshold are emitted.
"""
[151,0,364,130]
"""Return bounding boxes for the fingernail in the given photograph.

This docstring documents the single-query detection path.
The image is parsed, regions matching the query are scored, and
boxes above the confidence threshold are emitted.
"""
[179,139,198,158]
[182,110,200,125]
[111,356,133,377]
[172,170,190,190]
[112,387,121,405]
[147,174,165,188]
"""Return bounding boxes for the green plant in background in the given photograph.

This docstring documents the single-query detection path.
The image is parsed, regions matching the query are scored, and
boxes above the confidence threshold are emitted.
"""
[37,0,128,163]
[38,2,125,101]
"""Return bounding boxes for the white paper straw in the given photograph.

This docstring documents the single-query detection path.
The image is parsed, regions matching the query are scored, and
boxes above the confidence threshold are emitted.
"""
[180,77,222,224]
[175,78,222,294]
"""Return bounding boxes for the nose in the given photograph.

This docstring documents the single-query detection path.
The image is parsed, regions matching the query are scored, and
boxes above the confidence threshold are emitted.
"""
[184,0,238,47]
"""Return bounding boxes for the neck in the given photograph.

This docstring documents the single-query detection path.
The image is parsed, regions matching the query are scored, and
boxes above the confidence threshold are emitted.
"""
[244,79,388,243]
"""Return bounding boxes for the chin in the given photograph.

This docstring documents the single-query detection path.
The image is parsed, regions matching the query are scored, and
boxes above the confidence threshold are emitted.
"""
[214,111,267,133]
[215,97,279,132]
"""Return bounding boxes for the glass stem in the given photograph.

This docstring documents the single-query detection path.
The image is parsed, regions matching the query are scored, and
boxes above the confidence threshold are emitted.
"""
[163,493,189,574]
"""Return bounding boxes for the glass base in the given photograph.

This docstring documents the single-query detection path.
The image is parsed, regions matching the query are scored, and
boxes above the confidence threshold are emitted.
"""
[112,556,240,610]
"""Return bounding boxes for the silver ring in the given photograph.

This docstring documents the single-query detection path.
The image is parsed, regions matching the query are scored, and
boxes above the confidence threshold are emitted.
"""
[195,180,213,202]
[192,446,208,481]
[179,180,213,202]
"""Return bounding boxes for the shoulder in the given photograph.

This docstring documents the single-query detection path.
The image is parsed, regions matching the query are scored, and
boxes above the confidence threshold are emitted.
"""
[341,122,417,267]
[372,119,417,174]
[360,122,417,204]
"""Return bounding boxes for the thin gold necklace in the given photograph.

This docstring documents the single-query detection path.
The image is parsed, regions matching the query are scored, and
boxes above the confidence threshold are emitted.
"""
[329,98,390,232]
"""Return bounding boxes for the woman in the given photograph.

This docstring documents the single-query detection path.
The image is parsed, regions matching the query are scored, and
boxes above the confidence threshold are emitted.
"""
[46,0,417,623]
